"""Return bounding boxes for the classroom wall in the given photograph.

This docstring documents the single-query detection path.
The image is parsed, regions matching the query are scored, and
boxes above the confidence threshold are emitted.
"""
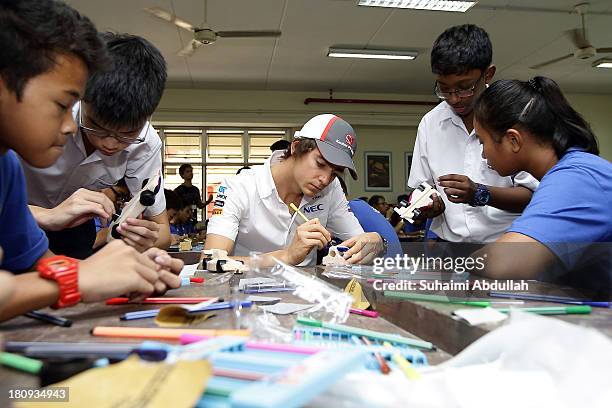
[156,88,612,203]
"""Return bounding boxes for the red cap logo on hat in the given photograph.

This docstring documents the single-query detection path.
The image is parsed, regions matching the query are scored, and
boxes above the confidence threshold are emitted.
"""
[294,114,358,180]
[345,134,354,147]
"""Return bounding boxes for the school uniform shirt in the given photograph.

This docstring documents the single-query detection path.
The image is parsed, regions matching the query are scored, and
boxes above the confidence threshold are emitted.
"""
[0,150,48,271]
[207,150,364,266]
[408,101,539,243]
[20,103,166,218]
[508,148,612,272]
[170,222,196,236]
[348,199,403,258]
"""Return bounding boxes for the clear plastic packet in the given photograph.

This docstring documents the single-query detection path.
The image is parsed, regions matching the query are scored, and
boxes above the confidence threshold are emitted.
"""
[270,258,353,324]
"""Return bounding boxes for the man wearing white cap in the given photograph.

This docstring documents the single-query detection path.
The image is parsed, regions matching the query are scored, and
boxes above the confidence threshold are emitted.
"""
[205,114,385,266]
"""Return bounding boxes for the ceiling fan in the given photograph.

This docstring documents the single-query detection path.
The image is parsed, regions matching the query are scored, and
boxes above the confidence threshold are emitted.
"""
[144,1,281,57]
[530,2,612,69]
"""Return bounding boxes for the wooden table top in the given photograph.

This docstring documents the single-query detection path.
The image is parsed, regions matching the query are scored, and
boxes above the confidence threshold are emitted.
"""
[0,267,449,405]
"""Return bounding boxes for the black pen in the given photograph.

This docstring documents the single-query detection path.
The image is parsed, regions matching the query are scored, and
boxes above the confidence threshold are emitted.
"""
[24,311,72,327]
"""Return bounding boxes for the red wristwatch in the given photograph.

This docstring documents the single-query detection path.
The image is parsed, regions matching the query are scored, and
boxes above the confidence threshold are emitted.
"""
[37,256,81,309]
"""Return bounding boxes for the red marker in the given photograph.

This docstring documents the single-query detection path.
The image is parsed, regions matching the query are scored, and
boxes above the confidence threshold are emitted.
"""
[106,297,215,305]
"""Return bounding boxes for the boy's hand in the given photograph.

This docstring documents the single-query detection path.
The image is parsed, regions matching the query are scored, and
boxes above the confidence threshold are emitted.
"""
[78,240,160,302]
[117,217,160,252]
[413,194,445,222]
[43,188,114,231]
[340,232,384,265]
[285,218,331,265]
[143,247,183,295]
[438,174,477,204]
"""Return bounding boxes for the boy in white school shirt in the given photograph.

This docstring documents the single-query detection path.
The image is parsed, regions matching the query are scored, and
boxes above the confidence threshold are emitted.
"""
[20,33,171,257]
[408,24,539,243]
[205,114,385,266]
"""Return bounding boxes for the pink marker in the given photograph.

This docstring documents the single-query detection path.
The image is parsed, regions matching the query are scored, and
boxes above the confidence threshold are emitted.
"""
[350,308,379,318]
[179,334,322,355]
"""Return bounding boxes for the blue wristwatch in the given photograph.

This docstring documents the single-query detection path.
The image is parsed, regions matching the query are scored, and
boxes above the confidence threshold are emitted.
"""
[471,183,491,207]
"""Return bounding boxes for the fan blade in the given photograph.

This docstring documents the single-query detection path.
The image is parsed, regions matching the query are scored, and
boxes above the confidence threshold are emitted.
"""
[144,7,194,32]
[529,53,574,70]
[215,30,281,38]
[177,39,203,57]
[596,47,612,53]
[564,28,591,49]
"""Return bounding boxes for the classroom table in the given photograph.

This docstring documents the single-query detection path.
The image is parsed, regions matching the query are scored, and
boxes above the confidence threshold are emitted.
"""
[308,266,612,355]
[0,267,449,406]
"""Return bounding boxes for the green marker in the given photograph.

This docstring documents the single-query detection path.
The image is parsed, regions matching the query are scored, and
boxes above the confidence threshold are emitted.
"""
[0,352,43,374]
[296,317,435,350]
[384,291,491,307]
[495,305,592,315]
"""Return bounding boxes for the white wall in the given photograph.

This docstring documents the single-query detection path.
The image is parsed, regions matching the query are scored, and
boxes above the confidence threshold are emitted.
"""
[156,88,612,203]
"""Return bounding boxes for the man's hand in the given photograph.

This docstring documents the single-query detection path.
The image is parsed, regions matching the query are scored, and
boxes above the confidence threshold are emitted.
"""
[340,232,384,265]
[413,193,445,222]
[38,188,115,231]
[78,240,160,302]
[116,217,160,252]
[284,218,331,265]
[438,174,477,204]
[142,247,183,295]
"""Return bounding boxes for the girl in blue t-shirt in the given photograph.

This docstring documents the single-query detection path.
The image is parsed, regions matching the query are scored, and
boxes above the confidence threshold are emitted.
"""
[471,76,612,284]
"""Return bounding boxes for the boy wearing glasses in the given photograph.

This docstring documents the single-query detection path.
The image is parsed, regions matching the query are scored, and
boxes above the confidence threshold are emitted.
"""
[407,24,538,243]
[20,33,171,257]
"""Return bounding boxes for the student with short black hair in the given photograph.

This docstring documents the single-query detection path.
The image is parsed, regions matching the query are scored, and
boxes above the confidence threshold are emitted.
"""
[0,0,182,321]
[21,32,172,256]
[408,24,538,243]
[472,77,611,286]
[174,163,213,224]
[164,189,182,222]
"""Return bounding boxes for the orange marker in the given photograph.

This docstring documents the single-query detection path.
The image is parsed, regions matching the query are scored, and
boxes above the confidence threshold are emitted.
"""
[91,326,250,341]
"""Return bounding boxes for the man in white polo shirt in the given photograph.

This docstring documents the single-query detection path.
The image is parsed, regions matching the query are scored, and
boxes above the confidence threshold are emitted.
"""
[20,33,170,258]
[408,24,538,243]
[205,114,385,266]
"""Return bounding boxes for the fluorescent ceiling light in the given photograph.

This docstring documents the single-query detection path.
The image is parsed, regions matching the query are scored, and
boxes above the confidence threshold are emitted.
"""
[358,0,477,13]
[593,58,612,68]
[328,48,417,60]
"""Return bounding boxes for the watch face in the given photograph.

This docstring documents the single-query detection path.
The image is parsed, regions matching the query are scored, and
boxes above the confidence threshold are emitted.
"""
[476,186,491,205]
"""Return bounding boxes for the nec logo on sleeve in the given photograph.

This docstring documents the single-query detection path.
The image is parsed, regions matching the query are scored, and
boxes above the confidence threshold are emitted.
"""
[303,204,324,213]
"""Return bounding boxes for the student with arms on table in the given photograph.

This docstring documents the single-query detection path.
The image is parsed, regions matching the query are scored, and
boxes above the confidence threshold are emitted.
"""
[408,24,538,243]
[21,32,171,257]
[472,77,612,294]
[0,0,182,322]
[205,114,385,266]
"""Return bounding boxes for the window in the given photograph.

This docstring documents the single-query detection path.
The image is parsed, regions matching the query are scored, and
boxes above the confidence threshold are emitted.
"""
[158,125,289,220]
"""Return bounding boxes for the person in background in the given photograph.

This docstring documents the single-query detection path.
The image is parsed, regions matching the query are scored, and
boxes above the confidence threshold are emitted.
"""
[174,163,213,225]
[338,179,402,258]
[368,195,389,217]
[236,166,252,175]
[170,202,196,244]
[164,189,182,223]
[270,139,291,152]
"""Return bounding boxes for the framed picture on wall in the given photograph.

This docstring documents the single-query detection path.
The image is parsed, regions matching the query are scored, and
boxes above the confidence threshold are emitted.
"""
[404,152,413,188]
[364,151,392,191]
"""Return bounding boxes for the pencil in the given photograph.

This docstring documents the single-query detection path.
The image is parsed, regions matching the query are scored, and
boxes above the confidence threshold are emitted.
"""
[361,336,390,375]
[289,203,309,222]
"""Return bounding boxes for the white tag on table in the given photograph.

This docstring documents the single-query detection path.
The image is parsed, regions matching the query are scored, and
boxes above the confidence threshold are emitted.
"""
[260,303,314,315]
[453,307,508,326]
